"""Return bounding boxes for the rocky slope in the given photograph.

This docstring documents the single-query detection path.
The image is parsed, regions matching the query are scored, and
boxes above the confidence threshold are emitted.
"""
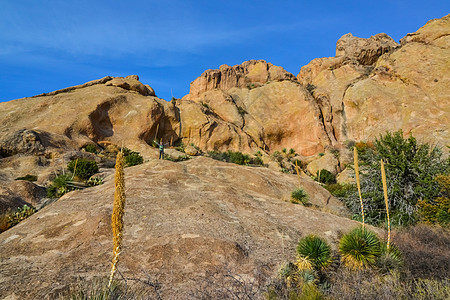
[0,14,448,299]
[0,157,360,299]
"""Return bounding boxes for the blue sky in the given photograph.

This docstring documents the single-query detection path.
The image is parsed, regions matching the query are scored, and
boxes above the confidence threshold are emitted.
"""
[0,1,448,102]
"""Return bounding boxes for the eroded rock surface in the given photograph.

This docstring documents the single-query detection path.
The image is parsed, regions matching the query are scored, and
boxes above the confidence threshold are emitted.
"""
[0,157,357,299]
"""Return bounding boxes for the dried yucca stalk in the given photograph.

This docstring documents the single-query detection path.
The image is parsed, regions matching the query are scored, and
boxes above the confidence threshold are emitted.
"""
[380,159,391,249]
[353,147,365,226]
[295,160,301,187]
[108,151,126,288]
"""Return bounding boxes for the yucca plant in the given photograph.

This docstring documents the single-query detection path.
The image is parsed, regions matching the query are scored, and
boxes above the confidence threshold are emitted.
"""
[291,188,309,205]
[108,151,126,288]
[297,235,332,270]
[377,241,403,273]
[339,226,381,269]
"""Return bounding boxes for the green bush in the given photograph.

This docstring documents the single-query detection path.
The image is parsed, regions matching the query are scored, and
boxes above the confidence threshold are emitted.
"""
[125,152,143,167]
[339,226,381,270]
[323,183,356,198]
[297,235,332,270]
[339,130,449,226]
[84,144,97,153]
[47,174,73,198]
[207,150,262,166]
[15,174,37,182]
[291,188,309,205]
[416,174,450,226]
[315,169,336,184]
[8,205,36,227]
[68,159,99,180]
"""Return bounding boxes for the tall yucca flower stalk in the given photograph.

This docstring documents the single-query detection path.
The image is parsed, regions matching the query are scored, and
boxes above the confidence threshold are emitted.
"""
[353,147,365,226]
[380,159,390,249]
[108,151,126,288]
[295,160,301,187]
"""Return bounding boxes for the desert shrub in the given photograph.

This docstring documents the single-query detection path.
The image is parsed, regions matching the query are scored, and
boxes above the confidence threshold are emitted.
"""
[207,150,262,166]
[229,151,246,165]
[251,155,264,166]
[124,152,143,167]
[174,142,185,152]
[318,152,324,157]
[68,159,99,180]
[340,130,449,226]
[291,188,309,205]
[315,169,336,184]
[297,235,332,270]
[15,174,37,181]
[416,174,450,226]
[84,144,97,153]
[8,204,36,228]
[339,226,381,270]
[324,183,356,198]
[87,176,103,187]
[207,150,230,162]
[47,174,73,198]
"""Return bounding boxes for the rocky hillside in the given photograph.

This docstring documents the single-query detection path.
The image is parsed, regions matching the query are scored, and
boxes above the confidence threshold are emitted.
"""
[0,14,448,299]
[0,157,359,299]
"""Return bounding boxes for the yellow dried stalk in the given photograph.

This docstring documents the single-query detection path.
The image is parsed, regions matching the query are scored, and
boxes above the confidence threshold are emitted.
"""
[108,151,126,288]
[295,160,301,187]
[353,147,365,226]
[380,159,390,249]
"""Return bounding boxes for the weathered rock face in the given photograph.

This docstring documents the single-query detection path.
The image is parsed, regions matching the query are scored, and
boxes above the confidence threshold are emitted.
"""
[335,33,399,65]
[182,61,329,155]
[0,157,358,299]
[298,14,450,149]
[188,60,297,98]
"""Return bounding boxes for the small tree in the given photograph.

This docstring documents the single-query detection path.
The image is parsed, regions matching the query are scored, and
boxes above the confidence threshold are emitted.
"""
[340,130,449,226]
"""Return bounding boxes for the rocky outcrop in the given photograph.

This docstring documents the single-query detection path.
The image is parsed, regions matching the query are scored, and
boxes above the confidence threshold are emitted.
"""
[188,60,297,98]
[298,14,450,150]
[335,33,398,65]
[0,156,357,299]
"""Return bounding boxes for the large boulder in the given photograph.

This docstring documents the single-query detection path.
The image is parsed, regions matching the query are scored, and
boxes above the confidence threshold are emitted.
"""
[335,33,399,65]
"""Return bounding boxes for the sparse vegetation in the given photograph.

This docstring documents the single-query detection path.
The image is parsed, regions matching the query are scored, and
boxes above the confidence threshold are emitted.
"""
[68,159,99,180]
[164,154,190,162]
[122,147,144,167]
[15,174,37,181]
[84,144,97,153]
[291,188,309,205]
[7,204,36,228]
[47,174,73,198]
[315,169,336,184]
[207,150,264,166]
